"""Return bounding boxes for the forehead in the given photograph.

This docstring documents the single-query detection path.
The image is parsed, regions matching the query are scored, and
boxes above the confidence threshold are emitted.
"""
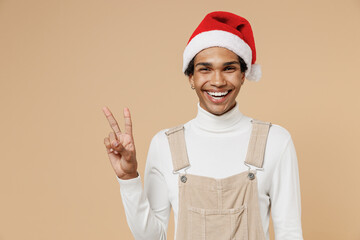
[194,47,238,63]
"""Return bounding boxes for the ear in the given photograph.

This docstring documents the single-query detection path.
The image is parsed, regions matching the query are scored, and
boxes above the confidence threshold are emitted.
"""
[188,74,194,87]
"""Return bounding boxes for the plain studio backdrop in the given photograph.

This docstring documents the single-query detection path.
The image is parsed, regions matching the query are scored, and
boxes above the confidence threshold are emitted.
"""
[1,0,359,239]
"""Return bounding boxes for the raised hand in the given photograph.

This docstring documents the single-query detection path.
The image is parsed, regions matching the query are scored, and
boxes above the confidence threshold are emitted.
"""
[102,106,138,180]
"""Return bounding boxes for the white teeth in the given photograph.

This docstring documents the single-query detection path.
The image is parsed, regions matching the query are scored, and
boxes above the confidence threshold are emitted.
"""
[211,96,223,99]
[206,91,229,97]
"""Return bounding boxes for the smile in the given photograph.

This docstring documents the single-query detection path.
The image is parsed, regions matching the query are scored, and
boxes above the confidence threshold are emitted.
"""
[206,90,231,99]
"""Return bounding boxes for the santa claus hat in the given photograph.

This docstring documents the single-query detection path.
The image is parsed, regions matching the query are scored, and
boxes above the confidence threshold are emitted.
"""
[183,11,261,82]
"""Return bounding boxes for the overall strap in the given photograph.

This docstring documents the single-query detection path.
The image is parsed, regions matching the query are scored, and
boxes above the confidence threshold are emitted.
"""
[165,125,190,172]
[245,119,272,168]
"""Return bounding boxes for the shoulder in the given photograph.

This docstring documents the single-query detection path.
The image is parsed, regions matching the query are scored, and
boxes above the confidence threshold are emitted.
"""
[150,123,187,145]
[249,118,293,158]
[152,120,192,139]
[148,121,193,152]
[264,121,294,158]
[251,118,292,143]
[268,123,292,143]
[149,128,169,147]
[146,124,188,171]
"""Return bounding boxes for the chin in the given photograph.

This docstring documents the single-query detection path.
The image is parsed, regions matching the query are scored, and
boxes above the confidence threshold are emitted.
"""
[206,105,229,116]
[204,100,238,115]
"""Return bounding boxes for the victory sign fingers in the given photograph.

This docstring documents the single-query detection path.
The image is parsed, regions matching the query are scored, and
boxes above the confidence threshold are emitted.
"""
[102,106,122,139]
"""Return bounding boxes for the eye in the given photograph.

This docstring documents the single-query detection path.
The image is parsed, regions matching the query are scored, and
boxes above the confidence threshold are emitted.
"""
[224,66,236,71]
[199,67,210,72]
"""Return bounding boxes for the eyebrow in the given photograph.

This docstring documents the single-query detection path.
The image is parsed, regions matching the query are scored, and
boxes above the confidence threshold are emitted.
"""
[195,62,212,67]
[223,61,240,66]
[195,61,240,67]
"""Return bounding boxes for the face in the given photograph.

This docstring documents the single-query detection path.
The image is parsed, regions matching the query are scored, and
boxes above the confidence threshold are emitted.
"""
[189,47,245,116]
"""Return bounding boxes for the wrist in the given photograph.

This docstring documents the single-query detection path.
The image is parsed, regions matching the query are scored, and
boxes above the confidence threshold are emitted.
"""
[118,171,139,180]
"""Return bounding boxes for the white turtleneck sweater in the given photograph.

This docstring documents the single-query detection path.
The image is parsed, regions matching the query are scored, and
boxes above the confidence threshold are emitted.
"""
[117,103,303,240]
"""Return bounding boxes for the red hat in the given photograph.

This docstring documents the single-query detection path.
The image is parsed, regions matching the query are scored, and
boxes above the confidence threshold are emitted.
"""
[183,11,261,82]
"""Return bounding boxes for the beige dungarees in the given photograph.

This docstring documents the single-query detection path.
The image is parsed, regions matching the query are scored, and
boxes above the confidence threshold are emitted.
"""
[165,119,271,240]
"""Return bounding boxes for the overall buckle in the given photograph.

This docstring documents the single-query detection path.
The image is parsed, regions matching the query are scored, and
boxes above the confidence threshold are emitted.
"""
[173,165,191,183]
[244,162,263,180]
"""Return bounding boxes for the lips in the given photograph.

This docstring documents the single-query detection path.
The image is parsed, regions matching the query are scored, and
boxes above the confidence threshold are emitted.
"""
[206,90,229,97]
[205,90,232,103]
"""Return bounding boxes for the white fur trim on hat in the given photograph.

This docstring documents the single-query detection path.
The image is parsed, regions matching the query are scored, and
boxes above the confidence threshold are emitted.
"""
[247,63,262,82]
[183,30,261,81]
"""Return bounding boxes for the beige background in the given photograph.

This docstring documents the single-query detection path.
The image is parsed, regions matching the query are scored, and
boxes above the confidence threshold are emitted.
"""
[1,0,360,239]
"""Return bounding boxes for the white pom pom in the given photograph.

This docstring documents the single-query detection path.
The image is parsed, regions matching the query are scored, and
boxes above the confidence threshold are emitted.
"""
[246,63,262,82]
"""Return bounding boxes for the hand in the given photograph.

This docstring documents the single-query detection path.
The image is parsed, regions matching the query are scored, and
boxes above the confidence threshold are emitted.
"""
[102,106,138,180]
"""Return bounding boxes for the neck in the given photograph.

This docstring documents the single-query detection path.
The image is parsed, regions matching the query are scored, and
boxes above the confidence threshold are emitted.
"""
[192,102,245,133]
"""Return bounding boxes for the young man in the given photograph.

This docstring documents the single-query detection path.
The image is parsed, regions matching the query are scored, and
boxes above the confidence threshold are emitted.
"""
[103,11,303,240]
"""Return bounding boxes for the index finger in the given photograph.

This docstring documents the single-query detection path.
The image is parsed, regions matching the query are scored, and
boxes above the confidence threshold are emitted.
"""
[102,106,122,136]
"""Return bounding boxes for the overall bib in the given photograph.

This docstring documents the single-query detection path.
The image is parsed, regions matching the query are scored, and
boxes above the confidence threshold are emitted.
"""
[165,119,271,240]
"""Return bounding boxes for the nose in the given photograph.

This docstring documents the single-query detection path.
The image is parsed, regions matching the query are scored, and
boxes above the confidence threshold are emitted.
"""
[209,71,226,87]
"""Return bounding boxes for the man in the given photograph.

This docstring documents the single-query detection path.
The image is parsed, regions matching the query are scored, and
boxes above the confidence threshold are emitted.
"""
[103,11,303,240]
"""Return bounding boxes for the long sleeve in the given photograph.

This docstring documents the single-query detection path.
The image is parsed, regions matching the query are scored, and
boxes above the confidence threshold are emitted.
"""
[269,136,303,240]
[117,134,171,240]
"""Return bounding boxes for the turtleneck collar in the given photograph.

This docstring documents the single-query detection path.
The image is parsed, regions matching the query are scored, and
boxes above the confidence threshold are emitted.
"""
[192,102,247,133]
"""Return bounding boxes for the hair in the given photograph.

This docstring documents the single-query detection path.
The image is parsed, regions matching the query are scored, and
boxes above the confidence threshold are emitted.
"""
[184,54,248,76]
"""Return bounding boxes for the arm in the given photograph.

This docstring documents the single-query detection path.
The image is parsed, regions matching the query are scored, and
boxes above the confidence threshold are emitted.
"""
[269,137,304,240]
[102,107,170,239]
[117,134,171,240]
